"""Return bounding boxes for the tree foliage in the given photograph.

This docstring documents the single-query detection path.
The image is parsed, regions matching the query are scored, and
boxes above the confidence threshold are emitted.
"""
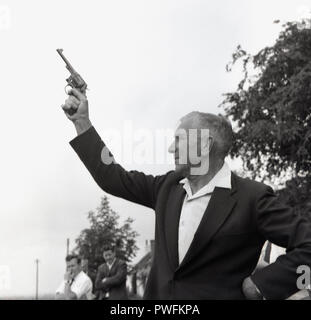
[278,175,311,215]
[74,196,139,278]
[221,19,311,182]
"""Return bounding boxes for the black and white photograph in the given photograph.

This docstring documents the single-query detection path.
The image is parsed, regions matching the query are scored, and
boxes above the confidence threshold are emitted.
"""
[0,0,310,306]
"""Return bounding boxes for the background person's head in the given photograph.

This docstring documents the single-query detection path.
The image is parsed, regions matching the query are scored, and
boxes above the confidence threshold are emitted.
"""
[65,254,82,277]
[168,111,233,176]
[103,244,116,264]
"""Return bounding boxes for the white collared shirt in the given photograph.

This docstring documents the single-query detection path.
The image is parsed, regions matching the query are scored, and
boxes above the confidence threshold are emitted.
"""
[106,258,116,271]
[56,271,93,300]
[178,162,232,264]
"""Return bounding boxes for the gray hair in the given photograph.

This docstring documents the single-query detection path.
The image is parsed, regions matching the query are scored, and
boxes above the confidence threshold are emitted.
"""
[180,111,233,159]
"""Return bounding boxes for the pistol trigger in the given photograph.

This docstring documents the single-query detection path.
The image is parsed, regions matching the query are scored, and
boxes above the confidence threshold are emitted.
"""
[65,84,72,95]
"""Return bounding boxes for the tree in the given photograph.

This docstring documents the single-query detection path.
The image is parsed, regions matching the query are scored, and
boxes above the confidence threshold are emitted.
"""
[221,19,311,218]
[221,19,311,183]
[74,196,139,279]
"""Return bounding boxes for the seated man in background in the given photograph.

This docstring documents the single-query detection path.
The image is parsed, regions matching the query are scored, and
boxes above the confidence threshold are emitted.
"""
[55,254,93,300]
[95,244,128,300]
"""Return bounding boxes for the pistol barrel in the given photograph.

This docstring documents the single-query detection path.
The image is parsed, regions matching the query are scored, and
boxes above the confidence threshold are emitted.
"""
[56,48,76,73]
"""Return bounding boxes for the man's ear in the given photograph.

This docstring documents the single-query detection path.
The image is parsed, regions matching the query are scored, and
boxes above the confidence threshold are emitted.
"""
[201,136,213,156]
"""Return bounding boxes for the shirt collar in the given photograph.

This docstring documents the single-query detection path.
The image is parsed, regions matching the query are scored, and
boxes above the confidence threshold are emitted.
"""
[107,258,116,268]
[71,270,83,283]
[180,162,232,200]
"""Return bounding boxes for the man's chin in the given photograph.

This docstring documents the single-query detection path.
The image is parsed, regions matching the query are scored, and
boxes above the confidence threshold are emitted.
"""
[174,163,189,176]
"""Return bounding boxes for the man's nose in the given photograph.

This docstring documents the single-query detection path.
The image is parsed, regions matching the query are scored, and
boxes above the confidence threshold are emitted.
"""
[168,141,175,154]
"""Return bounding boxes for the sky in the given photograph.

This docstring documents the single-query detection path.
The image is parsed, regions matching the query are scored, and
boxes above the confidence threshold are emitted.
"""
[0,0,310,298]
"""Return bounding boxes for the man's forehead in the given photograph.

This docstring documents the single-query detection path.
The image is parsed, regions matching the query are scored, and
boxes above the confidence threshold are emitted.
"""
[174,120,182,133]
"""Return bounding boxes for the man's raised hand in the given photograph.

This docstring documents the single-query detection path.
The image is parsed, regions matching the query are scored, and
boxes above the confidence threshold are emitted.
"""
[62,88,92,135]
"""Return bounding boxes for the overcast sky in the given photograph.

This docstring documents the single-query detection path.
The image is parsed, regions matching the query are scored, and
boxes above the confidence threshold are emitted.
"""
[0,0,310,297]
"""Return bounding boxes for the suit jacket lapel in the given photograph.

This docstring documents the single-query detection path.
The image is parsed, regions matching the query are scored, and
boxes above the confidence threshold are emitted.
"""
[104,263,109,277]
[177,182,237,270]
[164,183,185,271]
[107,260,117,277]
[107,259,117,277]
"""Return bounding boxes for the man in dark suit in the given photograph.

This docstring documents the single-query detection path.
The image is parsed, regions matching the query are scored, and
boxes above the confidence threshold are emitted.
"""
[95,244,128,300]
[62,88,311,300]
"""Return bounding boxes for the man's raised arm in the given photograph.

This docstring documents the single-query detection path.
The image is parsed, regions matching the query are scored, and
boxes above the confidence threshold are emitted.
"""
[62,88,168,209]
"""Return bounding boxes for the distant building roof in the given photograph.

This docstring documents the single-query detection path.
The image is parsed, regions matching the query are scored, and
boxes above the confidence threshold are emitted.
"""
[130,240,154,273]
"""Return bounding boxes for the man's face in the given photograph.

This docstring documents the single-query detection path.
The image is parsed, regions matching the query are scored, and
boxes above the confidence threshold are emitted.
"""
[66,258,81,277]
[168,118,211,176]
[103,250,115,264]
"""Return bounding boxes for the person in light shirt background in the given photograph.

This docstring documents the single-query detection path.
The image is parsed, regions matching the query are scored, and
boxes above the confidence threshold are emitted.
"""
[55,254,94,300]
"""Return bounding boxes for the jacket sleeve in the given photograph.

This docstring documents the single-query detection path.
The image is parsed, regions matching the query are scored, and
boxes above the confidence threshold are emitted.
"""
[102,261,127,289]
[250,186,311,300]
[95,265,106,290]
[70,126,168,209]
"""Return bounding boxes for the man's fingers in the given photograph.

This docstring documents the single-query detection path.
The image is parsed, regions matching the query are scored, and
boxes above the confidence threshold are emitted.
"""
[68,95,80,106]
[62,102,77,114]
[65,97,79,109]
[61,104,70,112]
[61,104,73,114]
[68,87,86,101]
[61,104,77,121]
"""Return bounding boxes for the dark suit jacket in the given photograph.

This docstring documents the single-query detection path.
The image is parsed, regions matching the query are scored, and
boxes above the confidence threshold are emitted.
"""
[70,126,311,300]
[95,258,128,300]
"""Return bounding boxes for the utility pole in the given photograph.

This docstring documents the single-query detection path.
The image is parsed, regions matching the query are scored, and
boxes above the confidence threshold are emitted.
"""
[35,259,39,300]
[66,238,70,256]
